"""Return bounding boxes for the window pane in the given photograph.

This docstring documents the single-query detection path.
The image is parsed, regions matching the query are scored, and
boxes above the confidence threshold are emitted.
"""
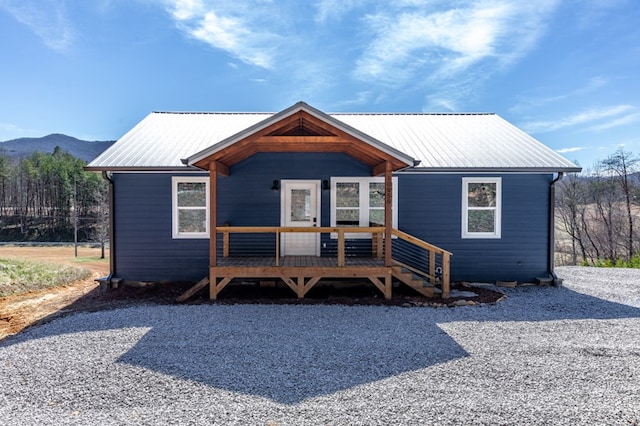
[336,209,359,226]
[369,182,385,208]
[468,183,497,207]
[178,182,206,207]
[178,209,206,233]
[290,189,311,221]
[468,210,495,233]
[369,209,384,226]
[336,183,359,207]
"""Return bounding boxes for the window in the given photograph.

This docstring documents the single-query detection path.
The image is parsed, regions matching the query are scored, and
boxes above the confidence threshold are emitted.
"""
[331,177,398,238]
[462,177,501,238]
[172,176,209,239]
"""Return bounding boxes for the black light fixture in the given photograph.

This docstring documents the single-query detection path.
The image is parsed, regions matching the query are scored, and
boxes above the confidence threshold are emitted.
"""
[322,179,330,190]
[271,179,279,190]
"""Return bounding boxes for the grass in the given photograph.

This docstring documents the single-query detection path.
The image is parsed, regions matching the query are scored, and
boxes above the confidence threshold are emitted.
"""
[0,257,91,298]
[582,253,640,268]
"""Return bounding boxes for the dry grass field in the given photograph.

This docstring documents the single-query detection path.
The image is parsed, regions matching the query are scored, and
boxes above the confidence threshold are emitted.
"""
[0,246,109,339]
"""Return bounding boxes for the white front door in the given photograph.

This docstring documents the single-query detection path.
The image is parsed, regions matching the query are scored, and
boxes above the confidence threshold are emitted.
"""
[281,180,321,256]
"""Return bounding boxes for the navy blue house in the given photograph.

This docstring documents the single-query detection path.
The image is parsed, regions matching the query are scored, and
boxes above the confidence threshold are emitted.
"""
[86,102,580,299]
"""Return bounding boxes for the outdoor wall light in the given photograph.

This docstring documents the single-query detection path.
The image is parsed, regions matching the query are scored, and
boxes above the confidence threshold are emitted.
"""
[322,179,330,190]
[271,179,279,190]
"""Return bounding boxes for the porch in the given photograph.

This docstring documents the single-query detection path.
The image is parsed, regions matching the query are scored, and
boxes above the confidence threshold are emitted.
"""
[196,227,451,300]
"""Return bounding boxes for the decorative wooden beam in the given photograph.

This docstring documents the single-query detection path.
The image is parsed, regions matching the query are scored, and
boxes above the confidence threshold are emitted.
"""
[372,161,387,177]
[254,136,343,144]
[214,160,229,176]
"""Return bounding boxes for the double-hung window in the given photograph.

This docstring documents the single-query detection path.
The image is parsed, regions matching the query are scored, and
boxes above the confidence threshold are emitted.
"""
[172,176,209,239]
[461,177,501,238]
[331,177,398,238]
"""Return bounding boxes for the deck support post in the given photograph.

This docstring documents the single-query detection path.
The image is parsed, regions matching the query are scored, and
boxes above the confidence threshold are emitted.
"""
[385,274,392,300]
[209,272,217,299]
[297,276,305,298]
[384,161,392,267]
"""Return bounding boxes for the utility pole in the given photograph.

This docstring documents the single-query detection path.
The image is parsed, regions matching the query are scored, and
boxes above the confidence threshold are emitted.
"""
[74,179,78,257]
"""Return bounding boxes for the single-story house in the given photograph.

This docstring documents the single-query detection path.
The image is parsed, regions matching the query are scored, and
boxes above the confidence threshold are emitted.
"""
[86,101,580,299]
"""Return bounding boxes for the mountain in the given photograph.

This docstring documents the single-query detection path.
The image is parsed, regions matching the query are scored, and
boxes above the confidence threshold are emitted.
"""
[0,133,114,162]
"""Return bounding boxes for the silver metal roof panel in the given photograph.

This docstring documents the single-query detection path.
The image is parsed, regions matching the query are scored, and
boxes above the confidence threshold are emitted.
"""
[86,105,580,172]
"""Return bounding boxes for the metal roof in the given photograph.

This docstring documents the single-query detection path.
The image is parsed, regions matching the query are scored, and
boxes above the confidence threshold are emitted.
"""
[86,104,580,173]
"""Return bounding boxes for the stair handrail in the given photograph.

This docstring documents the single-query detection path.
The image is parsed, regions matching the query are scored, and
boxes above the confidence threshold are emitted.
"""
[391,228,451,298]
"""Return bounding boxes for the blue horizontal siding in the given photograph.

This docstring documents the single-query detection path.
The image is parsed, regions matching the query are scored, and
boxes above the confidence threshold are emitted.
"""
[113,153,371,281]
[112,155,554,284]
[113,172,210,282]
[397,173,553,283]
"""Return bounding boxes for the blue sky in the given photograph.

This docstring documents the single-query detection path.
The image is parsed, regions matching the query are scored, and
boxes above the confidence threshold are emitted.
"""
[0,0,638,170]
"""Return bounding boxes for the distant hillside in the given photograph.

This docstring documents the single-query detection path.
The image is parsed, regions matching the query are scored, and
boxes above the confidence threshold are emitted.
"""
[0,134,114,162]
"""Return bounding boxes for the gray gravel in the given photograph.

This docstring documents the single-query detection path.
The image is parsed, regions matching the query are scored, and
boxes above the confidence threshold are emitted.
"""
[1,266,639,425]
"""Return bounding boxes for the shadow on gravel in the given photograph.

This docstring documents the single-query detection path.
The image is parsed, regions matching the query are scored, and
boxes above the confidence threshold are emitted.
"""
[2,285,640,404]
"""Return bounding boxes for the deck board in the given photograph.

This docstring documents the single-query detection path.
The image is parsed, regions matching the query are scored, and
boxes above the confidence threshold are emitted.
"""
[216,256,384,268]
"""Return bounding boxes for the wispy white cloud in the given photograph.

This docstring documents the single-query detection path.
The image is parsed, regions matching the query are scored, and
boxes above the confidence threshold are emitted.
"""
[353,0,560,110]
[0,0,74,51]
[587,111,640,131]
[163,0,284,69]
[510,77,608,113]
[522,105,635,133]
[556,146,587,154]
[314,0,368,23]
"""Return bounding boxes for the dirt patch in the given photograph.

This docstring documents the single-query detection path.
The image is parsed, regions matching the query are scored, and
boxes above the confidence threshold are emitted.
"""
[0,246,109,339]
[0,246,505,341]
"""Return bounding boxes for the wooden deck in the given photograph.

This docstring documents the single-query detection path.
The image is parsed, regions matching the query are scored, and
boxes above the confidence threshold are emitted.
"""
[187,226,452,301]
[210,255,392,300]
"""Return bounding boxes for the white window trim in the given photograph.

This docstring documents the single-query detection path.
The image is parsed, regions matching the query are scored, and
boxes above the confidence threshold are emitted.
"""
[461,177,502,239]
[172,176,210,239]
[330,176,398,239]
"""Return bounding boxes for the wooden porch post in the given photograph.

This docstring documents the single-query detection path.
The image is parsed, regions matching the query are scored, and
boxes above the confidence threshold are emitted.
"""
[209,161,217,299]
[384,161,392,267]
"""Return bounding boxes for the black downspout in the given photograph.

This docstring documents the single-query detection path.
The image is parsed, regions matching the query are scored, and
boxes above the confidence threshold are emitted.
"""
[549,172,564,285]
[101,171,115,280]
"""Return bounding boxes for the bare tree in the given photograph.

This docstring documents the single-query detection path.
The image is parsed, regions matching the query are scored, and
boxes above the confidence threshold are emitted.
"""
[600,149,639,260]
[556,172,588,264]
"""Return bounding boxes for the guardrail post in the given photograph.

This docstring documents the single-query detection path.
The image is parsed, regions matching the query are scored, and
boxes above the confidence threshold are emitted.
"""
[338,229,345,267]
[442,253,450,298]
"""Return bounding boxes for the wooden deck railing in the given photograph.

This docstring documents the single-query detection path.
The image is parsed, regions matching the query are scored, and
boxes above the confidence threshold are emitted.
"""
[217,226,385,267]
[215,226,451,298]
[392,229,452,298]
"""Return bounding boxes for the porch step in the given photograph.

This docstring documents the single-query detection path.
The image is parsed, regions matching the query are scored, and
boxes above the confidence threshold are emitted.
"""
[391,266,435,298]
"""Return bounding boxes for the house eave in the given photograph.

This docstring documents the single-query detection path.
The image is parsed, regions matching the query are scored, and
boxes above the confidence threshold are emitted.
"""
[397,166,583,174]
[84,166,202,173]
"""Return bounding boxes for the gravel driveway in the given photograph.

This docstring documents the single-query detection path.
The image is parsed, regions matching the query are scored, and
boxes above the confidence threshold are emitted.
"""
[1,266,639,425]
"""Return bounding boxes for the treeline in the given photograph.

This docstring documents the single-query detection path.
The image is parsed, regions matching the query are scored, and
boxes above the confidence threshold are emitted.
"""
[556,149,640,266]
[0,146,108,242]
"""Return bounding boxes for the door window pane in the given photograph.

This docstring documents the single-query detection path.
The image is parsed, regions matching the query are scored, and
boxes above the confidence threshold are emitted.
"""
[291,189,311,221]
